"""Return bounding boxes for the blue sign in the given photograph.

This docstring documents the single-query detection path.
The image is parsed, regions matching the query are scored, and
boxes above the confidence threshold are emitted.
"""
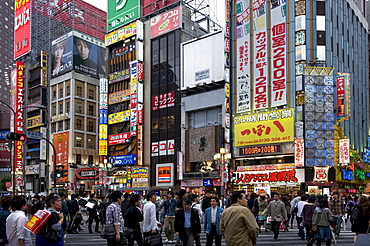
[109,154,137,166]
[100,109,108,124]
[203,179,212,187]
[0,130,10,140]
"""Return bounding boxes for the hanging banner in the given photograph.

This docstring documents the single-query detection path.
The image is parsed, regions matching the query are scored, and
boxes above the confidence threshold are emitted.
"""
[14,0,31,59]
[270,1,287,107]
[336,73,350,122]
[313,167,329,182]
[295,139,304,167]
[339,139,350,164]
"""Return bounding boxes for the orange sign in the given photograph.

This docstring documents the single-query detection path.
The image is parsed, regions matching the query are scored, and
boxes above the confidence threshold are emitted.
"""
[53,132,69,182]
[158,166,171,183]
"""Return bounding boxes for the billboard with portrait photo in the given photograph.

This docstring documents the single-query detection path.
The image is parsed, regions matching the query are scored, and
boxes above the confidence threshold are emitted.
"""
[51,35,73,78]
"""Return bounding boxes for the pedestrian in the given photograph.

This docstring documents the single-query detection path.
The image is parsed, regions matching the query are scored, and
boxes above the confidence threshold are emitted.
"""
[290,190,304,229]
[329,191,344,238]
[59,193,69,234]
[157,195,167,225]
[262,193,288,242]
[31,194,44,215]
[345,195,357,221]
[68,194,82,234]
[174,199,201,246]
[99,195,110,230]
[0,196,11,246]
[204,197,223,246]
[281,196,291,231]
[350,195,370,244]
[124,194,143,246]
[312,198,333,246]
[190,194,202,246]
[176,189,186,210]
[35,193,65,246]
[201,191,212,214]
[219,195,228,209]
[297,194,308,240]
[248,193,259,218]
[142,191,162,244]
[302,195,317,246]
[220,191,259,246]
[87,193,100,233]
[257,195,269,232]
[105,190,127,246]
[121,193,130,219]
[163,191,176,243]
[6,195,32,246]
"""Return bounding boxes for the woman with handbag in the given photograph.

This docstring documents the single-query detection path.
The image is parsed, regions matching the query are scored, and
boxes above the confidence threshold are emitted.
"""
[36,193,65,246]
[350,196,370,244]
[311,198,333,246]
[124,194,144,246]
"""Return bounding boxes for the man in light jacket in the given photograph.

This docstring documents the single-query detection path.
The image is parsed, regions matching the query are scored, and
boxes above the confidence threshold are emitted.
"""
[204,197,224,246]
[263,193,288,242]
[143,191,162,244]
[220,191,259,246]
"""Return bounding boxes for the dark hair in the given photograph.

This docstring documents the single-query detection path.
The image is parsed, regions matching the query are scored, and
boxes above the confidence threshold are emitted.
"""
[230,191,244,203]
[110,191,122,202]
[146,191,156,201]
[59,192,66,199]
[90,193,95,199]
[319,198,329,209]
[260,195,266,201]
[182,199,192,205]
[123,193,129,199]
[301,194,309,202]
[308,195,316,204]
[332,191,339,196]
[74,37,91,49]
[274,193,280,197]
[45,193,60,207]
[0,196,11,210]
[297,190,305,196]
[167,191,174,197]
[190,194,198,202]
[250,193,257,199]
[178,189,186,198]
[130,194,141,206]
[358,196,370,214]
[71,194,78,200]
[210,197,219,203]
[11,195,26,210]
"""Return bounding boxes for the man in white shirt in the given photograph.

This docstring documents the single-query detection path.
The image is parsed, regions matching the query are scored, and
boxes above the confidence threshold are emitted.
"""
[297,194,308,240]
[143,191,162,241]
[6,195,32,246]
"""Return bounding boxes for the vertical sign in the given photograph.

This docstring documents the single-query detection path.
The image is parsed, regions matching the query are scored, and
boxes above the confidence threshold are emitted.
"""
[339,139,350,164]
[14,0,31,59]
[270,1,287,107]
[253,1,268,110]
[236,0,251,113]
[99,78,108,159]
[53,132,69,182]
[295,139,304,167]
[336,73,350,122]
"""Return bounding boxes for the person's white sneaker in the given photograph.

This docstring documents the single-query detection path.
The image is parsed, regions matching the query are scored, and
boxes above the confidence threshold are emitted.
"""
[164,239,170,243]
[168,240,173,243]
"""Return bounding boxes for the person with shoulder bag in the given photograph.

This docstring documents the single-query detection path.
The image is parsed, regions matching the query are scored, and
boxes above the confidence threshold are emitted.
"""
[350,196,370,244]
[302,195,317,246]
[311,198,333,246]
[35,193,65,246]
[124,194,144,246]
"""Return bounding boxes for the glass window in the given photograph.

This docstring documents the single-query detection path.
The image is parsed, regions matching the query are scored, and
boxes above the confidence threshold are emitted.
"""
[76,86,83,97]
[58,121,63,131]
[75,136,83,147]
[88,105,94,116]
[76,102,82,114]
[87,137,95,149]
[295,15,306,31]
[316,16,325,31]
[65,120,70,130]
[76,119,82,130]
[52,90,57,100]
[295,45,306,61]
[88,155,94,165]
[88,121,94,132]
[66,86,70,96]
[59,88,63,98]
[66,102,70,113]
[76,154,82,165]
[317,45,326,61]
[59,104,63,114]
[52,105,56,115]
[88,89,94,99]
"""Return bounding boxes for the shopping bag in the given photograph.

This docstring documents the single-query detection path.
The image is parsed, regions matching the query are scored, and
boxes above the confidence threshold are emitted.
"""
[86,201,95,209]
[267,216,272,224]
[24,210,51,234]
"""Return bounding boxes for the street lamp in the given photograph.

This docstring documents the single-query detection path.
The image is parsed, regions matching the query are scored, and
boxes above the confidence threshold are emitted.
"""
[214,148,232,195]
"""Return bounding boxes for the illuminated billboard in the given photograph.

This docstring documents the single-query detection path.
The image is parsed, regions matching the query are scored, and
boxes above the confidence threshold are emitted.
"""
[51,34,73,78]
[14,0,31,59]
[150,6,182,38]
[53,132,69,183]
[107,0,140,32]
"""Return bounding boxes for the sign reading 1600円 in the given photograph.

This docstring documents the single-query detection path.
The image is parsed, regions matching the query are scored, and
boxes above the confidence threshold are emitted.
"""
[234,108,294,147]
[107,0,140,32]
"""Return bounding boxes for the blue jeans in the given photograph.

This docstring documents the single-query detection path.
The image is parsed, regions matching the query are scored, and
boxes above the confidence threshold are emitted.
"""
[297,217,305,239]
[332,215,342,236]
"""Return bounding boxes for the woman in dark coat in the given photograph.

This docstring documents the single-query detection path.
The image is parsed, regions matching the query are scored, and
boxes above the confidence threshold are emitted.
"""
[351,195,370,244]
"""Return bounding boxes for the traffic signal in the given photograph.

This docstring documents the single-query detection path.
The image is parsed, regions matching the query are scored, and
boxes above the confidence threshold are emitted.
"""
[6,132,26,141]
[61,169,68,178]
[55,168,61,178]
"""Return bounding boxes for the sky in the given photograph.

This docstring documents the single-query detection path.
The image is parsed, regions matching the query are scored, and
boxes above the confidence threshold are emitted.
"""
[83,0,107,12]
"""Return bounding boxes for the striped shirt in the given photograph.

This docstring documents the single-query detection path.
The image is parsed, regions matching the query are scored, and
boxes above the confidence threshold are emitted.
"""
[106,202,123,232]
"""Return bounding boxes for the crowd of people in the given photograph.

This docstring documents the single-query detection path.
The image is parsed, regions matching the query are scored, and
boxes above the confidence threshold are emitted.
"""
[0,189,368,246]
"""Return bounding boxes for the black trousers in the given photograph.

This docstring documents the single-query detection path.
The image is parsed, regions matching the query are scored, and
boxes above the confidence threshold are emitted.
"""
[128,230,143,246]
[88,212,100,232]
[271,220,282,240]
[107,232,127,246]
[206,224,222,246]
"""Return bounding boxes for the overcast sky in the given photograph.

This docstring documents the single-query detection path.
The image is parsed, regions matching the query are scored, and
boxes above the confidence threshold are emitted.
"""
[83,0,107,12]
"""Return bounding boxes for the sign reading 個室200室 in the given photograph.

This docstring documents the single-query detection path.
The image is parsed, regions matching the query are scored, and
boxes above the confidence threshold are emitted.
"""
[234,108,294,146]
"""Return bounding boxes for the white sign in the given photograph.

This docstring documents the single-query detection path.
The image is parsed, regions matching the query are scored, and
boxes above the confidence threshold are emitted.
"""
[151,142,159,156]
[295,139,304,167]
[167,139,175,155]
[339,139,350,164]
[159,141,167,156]
[25,165,40,175]
[152,140,175,156]
[313,166,329,182]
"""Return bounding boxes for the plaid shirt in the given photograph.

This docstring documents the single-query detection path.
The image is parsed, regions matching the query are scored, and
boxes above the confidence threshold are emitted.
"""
[106,202,123,232]
[329,199,344,216]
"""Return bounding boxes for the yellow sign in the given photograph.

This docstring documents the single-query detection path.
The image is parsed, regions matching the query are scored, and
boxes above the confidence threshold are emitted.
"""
[108,110,130,124]
[26,115,43,129]
[108,89,130,104]
[99,125,108,140]
[99,140,107,156]
[234,108,294,146]
[105,21,138,46]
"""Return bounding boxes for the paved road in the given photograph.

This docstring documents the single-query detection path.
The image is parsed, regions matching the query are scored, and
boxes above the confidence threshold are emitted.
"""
[31,223,357,245]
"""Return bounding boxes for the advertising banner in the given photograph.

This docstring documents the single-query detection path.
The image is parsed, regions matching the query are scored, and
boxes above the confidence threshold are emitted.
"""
[109,69,130,84]
[0,140,11,167]
[313,167,329,182]
[151,142,159,156]
[156,163,174,186]
[235,0,251,113]
[150,6,181,38]
[108,110,130,124]
[132,166,149,188]
[99,140,107,156]
[110,154,137,166]
[108,132,131,145]
[14,0,31,59]
[143,0,180,16]
[53,132,69,183]
[253,1,268,110]
[339,139,350,164]
[234,108,294,146]
[26,115,43,129]
[107,0,140,32]
[105,21,143,46]
[270,1,287,107]
[295,139,304,167]
[51,35,73,78]
[99,125,107,140]
[99,109,108,125]
[109,89,130,104]
[25,165,40,175]
[336,73,350,122]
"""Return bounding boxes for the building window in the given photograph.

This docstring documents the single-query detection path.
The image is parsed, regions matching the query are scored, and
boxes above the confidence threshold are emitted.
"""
[88,89,94,100]
[76,119,82,130]
[51,123,56,133]
[59,104,63,114]
[76,86,83,97]
[76,102,82,114]
[88,105,94,116]
[76,154,82,165]
[65,120,70,130]
[75,136,83,147]
[88,121,94,132]
[66,102,70,113]
[59,88,63,98]
[52,90,57,100]
[58,121,63,131]
[87,136,95,149]
[66,86,70,96]
[52,105,56,116]
[88,155,93,165]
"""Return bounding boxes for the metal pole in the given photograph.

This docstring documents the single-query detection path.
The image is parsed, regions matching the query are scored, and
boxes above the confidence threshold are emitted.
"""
[42,137,57,192]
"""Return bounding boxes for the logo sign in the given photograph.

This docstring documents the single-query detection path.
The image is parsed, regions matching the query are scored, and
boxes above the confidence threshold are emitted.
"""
[295,139,304,167]
[108,132,131,145]
[235,169,304,184]
[313,167,329,182]
[110,154,137,166]
[105,21,143,46]
[339,139,350,164]
[150,6,181,38]
[25,165,40,175]
[151,142,159,156]
[107,0,140,32]
[203,179,212,186]
[212,178,222,186]
[142,0,181,16]
[234,108,294,146]
[156,163,174,186]
[14,0,31,59]
[76,168,99,180]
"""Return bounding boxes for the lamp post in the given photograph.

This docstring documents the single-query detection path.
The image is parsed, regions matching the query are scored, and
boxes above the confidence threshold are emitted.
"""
[214,148,232,195]
[0,100,46,194]
[99,158,112,195]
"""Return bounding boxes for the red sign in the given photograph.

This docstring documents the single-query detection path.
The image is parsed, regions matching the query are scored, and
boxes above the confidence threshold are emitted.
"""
[167,91,175,107]
[150,6,181,38]
[159,93,167,109]
[153,92,175,110]
[152,96,159,110]
[53,132,69,183]
[142,0,181,16]
[14,0,31,59]
[212,178,222,186]
[295,139,304,167]
[108,132,130,145]
[336,76,345,117]
[99,171,105,185]
[235,170,298,184]
[137,62,144,81]
[138,104,143,124]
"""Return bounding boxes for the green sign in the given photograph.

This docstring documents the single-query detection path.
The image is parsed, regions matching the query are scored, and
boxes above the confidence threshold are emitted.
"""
[107,0,140,32]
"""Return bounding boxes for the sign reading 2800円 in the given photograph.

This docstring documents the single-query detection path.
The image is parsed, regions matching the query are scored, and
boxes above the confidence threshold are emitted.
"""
[234,108,294,146]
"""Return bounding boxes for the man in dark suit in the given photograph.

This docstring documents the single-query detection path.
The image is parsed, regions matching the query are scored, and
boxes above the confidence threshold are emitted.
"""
[175,199,201,246]
[87,193,100,233]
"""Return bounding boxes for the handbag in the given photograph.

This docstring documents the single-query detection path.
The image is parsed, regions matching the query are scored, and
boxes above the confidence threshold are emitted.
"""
[266,216,272,224]
[44,223,62,243]
[123,227,136,239]
[355,226,370,246]
[174,237,182,246]
[145,232,163,246]
[100,224,116,239]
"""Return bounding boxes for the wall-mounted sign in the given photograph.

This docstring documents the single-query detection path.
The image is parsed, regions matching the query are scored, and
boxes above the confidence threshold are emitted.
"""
[150,6,181,38]
[26,115,44,129]
[109,69,130,84]
[110,154,137,166]
[14,0,31,59]
[151,140,175,156]
[105,21,143,46]
[108,132,131,145]
[109,89,130,104]
[108,110,131,124]
[295,139,304,167]
[142,0,181,16]
[339,139,350,164]
[76,168,99,180]
[132,166,149,188]
[203,179,212,186]
[235,169,304,184]
[239,145,281,156]
[156,163,174,186]
[107,0,140,32]
[51,113,69,123]
[313,166,329,182]
[25,165,40,175]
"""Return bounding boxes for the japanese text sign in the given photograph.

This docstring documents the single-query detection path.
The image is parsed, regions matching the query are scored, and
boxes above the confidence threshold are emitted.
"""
[14,0,31,59]
[339,139,350,164]
[107,0,140,32]
[142,0,180,16]
[234,108,294,146]
[150,6,181,38]
[295,139,304,167]
[235,169,304,184]
[313,166,329,182]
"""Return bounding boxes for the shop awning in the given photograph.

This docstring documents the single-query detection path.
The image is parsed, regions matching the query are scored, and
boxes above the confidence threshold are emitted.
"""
[306,181,338,187]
